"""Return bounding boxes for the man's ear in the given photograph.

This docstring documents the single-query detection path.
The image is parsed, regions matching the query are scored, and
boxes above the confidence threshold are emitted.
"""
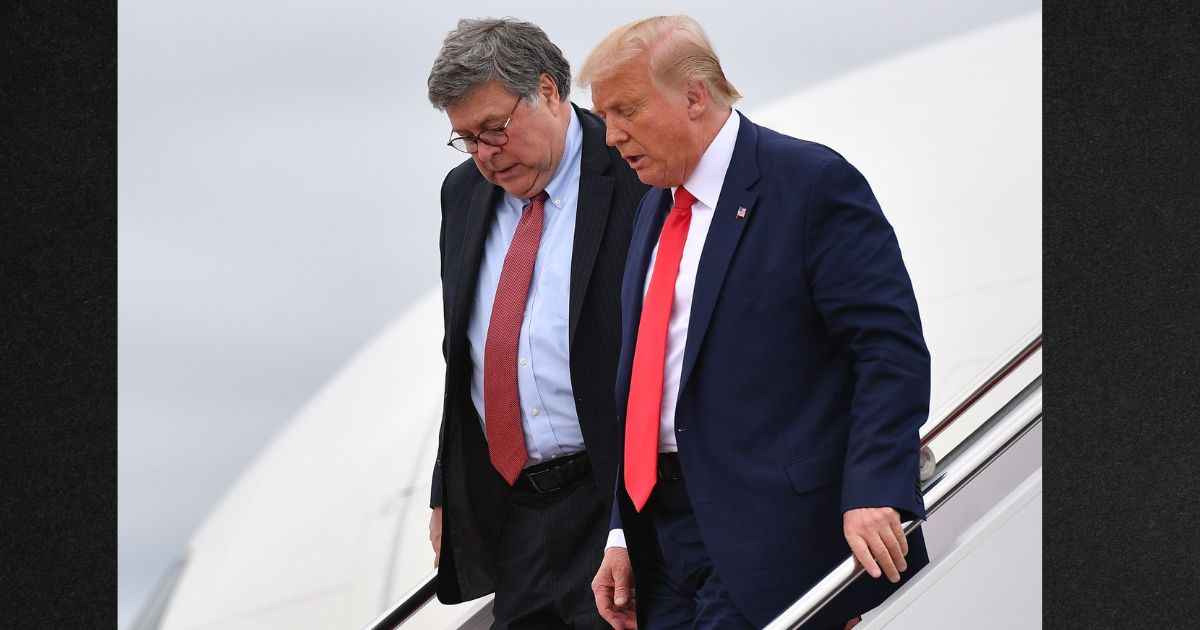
[541,73,561,101]
[540,72,567,114]
[686,79,710,120]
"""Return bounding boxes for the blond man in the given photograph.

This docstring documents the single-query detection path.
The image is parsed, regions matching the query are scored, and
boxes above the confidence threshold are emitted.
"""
[581,15,930,629]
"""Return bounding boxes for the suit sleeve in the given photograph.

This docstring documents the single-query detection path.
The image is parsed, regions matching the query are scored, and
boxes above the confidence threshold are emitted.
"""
[430,171,455,509]
[803,156,930,522]
[430,445,444,508]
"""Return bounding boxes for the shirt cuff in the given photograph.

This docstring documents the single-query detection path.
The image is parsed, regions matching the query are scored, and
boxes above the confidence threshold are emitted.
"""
[605,528,627,549]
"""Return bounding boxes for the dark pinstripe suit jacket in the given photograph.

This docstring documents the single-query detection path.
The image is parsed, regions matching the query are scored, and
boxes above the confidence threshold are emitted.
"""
[430,104,648,604]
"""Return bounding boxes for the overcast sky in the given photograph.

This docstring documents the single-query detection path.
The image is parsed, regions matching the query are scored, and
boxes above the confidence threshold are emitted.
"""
[117,1,1041,627]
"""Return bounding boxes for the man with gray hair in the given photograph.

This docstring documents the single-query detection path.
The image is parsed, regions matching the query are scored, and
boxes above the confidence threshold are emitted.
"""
[425,17,647,628]
[581,15,930,629]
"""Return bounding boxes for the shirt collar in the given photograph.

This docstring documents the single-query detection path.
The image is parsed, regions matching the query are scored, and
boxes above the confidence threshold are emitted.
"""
[673,109,740,210]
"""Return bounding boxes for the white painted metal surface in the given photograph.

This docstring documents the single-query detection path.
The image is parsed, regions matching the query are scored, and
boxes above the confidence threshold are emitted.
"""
[862,469,1043,629]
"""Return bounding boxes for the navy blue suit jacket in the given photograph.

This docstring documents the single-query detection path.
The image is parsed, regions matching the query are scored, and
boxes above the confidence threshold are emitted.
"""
[613,113,931,627]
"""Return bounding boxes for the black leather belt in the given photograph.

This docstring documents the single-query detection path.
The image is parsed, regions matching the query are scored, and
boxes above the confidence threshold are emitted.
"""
[514,451,592,494]
[658,452,683,481]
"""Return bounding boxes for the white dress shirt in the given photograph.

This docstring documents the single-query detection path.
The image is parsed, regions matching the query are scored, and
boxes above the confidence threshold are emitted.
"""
[607,110,741,549]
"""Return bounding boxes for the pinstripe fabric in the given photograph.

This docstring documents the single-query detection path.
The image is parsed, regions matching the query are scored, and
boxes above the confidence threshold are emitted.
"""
[492,475,609,629]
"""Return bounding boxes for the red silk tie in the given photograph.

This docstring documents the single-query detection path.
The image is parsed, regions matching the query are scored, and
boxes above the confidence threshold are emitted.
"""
[624,187,696,511]
[484,191,548,485]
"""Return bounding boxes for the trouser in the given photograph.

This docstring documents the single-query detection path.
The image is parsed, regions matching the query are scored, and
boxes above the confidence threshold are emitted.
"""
[637,475,853,630]
[491,469,609,630]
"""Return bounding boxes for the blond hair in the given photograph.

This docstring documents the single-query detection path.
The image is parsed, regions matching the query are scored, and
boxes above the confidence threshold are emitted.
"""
[578,15,741,107]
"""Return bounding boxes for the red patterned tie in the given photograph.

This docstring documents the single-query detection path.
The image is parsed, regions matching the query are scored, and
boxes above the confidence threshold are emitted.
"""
[624,187,696,511]
[484,191,548,485]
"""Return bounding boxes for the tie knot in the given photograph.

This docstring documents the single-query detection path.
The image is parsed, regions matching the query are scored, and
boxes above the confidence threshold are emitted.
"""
[520,191,548,216]
[673,186,696,211]
[523,190,549,216]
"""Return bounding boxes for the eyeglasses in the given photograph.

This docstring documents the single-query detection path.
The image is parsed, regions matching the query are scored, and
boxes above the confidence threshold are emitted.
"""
[447,97,521,153]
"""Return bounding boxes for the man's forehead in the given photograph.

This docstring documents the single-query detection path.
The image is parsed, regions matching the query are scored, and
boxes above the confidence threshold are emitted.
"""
[592,64,650,103]
[447,81,516,130]
[594,83,646,110]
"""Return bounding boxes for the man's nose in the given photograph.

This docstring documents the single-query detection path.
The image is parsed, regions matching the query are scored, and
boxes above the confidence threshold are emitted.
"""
[475,141,502,161]
[604,124,628,148]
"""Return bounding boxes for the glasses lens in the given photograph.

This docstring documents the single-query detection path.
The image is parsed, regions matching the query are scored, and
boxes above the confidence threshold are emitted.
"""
[449,137,475,153]
[478,130,509,147]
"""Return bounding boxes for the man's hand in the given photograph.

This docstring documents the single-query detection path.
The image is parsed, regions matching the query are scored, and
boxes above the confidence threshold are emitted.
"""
[592,547,638,629]
[843,507,908,583]
[429,507,443,568]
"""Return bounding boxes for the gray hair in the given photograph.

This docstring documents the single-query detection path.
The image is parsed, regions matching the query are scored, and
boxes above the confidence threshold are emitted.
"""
[427,17,571,111]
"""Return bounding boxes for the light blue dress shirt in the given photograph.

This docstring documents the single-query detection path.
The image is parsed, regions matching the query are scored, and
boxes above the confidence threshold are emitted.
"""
[467,107,584,467]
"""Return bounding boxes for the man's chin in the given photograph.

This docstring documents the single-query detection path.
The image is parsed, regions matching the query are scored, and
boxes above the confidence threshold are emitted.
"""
[635,171,673,189]
[486,169,533,198]
[481,174,526,198]
[498,181,536,199]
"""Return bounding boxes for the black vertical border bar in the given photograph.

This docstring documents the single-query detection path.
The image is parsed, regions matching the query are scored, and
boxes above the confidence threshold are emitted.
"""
[0,1,118,627]
[1045,1,1200,627]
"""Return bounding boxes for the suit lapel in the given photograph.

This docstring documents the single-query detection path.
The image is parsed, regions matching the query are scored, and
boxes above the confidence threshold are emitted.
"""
[615,187,671,409]
[626,188,673,330]
[569,106,615,347]
[448,178,500,359]
[678,116,760,393]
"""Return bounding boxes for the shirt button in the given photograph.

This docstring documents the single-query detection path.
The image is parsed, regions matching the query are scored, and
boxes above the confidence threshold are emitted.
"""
[520,358,527,366]
[532,408,541,416]
[554,198,562,206]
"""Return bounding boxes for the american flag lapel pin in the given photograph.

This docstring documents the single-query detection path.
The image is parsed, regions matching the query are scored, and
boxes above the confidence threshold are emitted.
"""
[736,206,748,220]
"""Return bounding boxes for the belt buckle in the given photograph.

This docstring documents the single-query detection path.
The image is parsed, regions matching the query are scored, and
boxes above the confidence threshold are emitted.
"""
[657,453,681,481]
[526,468,560,494]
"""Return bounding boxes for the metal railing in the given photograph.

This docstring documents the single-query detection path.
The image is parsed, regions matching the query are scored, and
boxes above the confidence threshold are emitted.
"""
[921,327,1042,447]
[763,336,1042,629]
[367,332,1043,630]
[361,570,437,630]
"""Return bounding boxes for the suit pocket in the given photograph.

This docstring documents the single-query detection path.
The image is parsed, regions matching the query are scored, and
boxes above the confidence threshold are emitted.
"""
[784,444,846,494]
